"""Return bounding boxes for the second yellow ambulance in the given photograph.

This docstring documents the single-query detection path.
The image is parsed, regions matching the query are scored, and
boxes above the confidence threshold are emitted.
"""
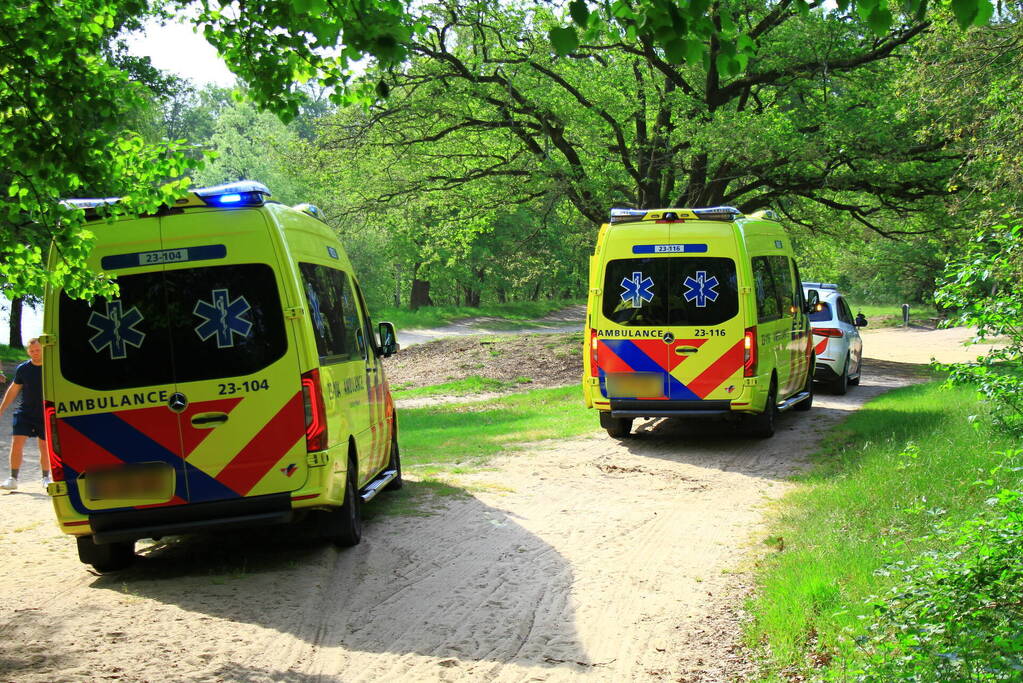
[583,206,819,438]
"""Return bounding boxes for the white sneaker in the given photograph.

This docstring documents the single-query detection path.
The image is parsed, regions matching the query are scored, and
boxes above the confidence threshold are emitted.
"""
[1,477,17,490]
[41,475,53,487]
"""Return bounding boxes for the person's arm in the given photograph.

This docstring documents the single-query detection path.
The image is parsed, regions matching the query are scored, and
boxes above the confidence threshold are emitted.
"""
[0,382,21,418]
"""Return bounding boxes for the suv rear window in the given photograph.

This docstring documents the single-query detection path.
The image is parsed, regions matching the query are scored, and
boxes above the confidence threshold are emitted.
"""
[602,257,739,326]
[808,301,833,323]
[59,263,288,391]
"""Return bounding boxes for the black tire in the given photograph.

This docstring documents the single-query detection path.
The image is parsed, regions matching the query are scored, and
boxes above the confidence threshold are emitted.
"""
[794,356,814,412]
[384,430,403,492]
[605,417,633,439]
[321,457,362,547]
[831,355,850,395]
[747,380,778,438]
[76,535,135,572]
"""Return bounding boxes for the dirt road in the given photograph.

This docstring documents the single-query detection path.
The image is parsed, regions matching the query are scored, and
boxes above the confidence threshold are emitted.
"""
[0,326,989,682]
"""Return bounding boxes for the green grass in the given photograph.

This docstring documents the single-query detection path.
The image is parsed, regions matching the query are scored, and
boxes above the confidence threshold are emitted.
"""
[398,385,591,469]
[747,381,1023,679]
[853,302,940,327]
[374,299,582,331]
[392,375,534,400]
[0,344,26,363]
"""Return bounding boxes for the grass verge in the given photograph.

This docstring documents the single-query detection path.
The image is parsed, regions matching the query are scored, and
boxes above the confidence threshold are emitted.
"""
[392,374,534,400]
[375,299,582,331]
[0,344,26,363]
[747,380,1022,679]
[853,303,940,327]
[398,385,591,471]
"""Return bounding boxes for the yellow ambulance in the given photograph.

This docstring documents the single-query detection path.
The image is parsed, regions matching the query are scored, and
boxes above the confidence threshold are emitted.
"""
[42,181,401,571]
[582,207,819,439]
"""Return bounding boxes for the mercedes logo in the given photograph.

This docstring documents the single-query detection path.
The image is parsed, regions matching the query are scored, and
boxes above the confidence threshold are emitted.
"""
[167,392,188,413]
[662,332,675,344]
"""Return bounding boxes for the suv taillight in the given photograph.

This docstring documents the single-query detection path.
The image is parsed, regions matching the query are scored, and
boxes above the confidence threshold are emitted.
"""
[301,369,328,452]
[743,327,757,377]
[812,327,844,338]
[43,400,64,482]
[589,329,599,377]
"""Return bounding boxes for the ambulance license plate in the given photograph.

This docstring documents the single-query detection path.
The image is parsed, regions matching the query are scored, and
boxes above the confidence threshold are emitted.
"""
[85,463,174,501]
[605,372,666,399]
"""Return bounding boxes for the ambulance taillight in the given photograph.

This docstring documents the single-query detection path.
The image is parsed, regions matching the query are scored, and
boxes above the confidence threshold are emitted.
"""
[589,329,599,377]
[43,401,64,482]
[301,369,328,452]
[743,327,757,377]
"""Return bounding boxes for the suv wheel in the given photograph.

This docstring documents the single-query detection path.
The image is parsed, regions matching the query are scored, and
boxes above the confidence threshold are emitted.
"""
[831,355,850,395]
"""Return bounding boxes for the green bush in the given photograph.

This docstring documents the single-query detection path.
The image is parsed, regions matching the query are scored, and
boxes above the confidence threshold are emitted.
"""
[856,451,1023,681]
[936,218,1023,434]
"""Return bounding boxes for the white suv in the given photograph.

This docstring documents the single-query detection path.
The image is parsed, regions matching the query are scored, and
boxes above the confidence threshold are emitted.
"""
[802,283,866,394]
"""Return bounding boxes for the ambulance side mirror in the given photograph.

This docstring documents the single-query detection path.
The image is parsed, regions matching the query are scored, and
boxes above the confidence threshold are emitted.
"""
[378,321,400,357]
[805,289,820,314]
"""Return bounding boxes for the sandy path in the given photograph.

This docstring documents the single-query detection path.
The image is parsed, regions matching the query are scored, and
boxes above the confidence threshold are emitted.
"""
[0,328,980,682]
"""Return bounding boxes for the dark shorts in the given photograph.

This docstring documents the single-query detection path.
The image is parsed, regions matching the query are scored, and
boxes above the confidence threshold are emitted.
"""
[12,415,45,440]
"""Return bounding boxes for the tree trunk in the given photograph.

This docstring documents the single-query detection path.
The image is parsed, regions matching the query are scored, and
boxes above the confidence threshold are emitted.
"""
[8,296,23,349]
[409,279,433,310]
[530,281,541,301]
[496,287,507,304]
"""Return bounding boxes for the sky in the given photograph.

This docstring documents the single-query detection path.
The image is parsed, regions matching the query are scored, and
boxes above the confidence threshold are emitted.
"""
[1,20,235,348]
[122,16,237,87]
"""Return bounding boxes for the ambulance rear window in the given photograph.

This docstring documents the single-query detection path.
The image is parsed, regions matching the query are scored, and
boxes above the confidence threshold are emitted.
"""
[602,257,739,326]
[58,263,287,391]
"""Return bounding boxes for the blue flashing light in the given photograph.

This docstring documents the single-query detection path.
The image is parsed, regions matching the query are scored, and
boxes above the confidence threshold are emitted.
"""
[194,180,271,208]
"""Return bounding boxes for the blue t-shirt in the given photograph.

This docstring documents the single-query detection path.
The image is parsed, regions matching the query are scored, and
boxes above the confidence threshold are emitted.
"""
[13,361,43,424]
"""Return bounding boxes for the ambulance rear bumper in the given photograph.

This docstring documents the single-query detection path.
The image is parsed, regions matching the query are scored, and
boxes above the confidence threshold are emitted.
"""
[609,399,733,419]
[89,493,294,544]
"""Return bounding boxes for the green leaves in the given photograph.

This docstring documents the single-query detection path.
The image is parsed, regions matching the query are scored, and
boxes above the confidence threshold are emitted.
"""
[549,26,579,56]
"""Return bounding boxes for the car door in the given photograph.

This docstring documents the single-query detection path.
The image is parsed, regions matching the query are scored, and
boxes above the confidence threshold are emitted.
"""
[298,263,373,486]
[751,256,788,399]
[836,296,862,374]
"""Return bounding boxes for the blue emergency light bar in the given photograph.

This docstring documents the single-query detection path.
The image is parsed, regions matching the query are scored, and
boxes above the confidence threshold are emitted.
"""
[63,180,273,217]
[609,206,743,224]
[194,181,271,207]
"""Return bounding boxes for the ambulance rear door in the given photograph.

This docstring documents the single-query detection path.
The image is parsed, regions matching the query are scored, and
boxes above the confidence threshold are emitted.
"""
[51,217,188,514]
[660,223,745,402]
[159,209,308,504]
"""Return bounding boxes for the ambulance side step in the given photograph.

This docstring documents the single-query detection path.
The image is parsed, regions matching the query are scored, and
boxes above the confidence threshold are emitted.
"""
[777,390,811,413]
[360,469,399,503]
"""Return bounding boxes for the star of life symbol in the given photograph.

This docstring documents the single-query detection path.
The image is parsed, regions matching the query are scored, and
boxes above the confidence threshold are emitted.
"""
[683,271,720,308]
[620,271,655,308]
[88,301,146,360]
[193,289,253,348]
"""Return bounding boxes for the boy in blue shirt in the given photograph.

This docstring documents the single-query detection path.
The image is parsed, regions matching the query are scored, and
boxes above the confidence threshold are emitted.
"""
[0,339,49,490]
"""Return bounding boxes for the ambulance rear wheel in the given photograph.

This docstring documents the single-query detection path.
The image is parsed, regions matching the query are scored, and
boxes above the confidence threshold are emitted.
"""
[747,381,778,438]
[322,458,362,547]
[794,357,814,412]
[604,417,633,439]
[76,535,135,572]
[384,430,403,492]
